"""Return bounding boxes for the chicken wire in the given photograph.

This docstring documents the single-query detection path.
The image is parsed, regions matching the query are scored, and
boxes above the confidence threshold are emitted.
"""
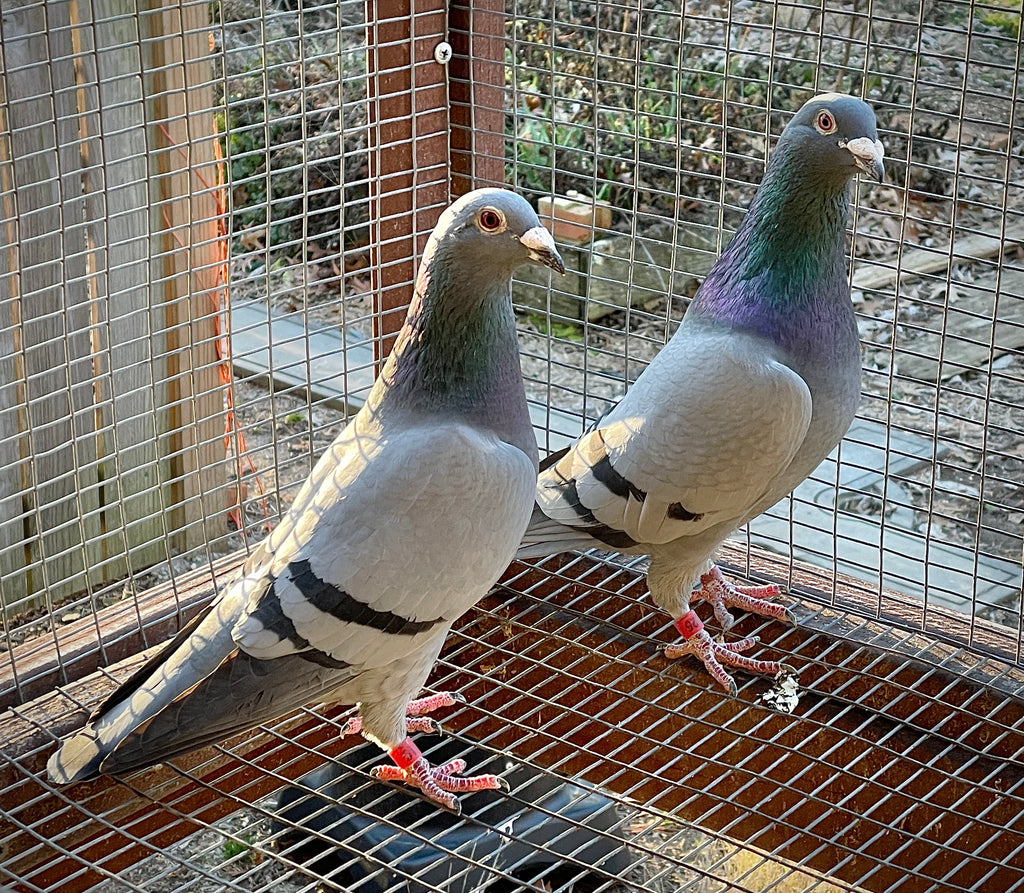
[1,0,1023,891]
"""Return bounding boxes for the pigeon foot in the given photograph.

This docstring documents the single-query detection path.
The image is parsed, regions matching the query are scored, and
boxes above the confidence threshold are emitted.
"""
[666,611,783,694]
[341,691,466,737]
[372,737,507,813]
[692,564,791,630]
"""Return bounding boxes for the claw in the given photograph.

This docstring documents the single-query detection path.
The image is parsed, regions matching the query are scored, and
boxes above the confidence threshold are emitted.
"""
[341,691,462,738]
[666,622,783,694]
[692,565,789,630]
[406,691,466,715]
[374,740,505,812]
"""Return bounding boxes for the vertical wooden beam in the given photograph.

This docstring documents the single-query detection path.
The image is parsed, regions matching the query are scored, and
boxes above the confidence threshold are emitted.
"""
[0,0,223,620]
[364,0,451,365]
[140,0,225,551]
[448,0,508,194]
[0,22,28,606]
[0,0,101,608]
[69,0,168,587]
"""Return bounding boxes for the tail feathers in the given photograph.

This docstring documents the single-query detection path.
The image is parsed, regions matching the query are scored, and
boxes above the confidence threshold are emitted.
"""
[47,649,357,784]
[47,728,105,784]
[47,606,217,784]
[516,506,606,559]
[87,604,214,723]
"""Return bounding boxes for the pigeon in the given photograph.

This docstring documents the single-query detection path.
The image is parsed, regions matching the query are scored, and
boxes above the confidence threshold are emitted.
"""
[518,93,884,693]
[48,188,564,811]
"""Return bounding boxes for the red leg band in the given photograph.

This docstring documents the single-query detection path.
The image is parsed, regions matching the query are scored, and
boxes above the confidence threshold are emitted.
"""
[675,610,704,639]
[388,737,422,770]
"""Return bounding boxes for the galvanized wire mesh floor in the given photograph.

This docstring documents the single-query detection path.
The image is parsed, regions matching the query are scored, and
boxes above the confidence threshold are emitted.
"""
[3,549,1023,893]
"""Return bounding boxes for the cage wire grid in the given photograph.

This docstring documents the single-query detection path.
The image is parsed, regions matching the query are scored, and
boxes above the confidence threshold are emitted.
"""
[1,0,1023,890]
[4,552,1024,891]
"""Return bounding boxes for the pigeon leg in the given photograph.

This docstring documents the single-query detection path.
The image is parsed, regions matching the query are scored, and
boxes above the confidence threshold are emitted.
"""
[691,564,791,630]
[371,737,507,813]
[341,691,466,737]
[665,610,782,695]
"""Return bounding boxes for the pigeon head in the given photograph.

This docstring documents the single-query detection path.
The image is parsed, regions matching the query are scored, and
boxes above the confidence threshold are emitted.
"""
[431,188,565,278]
[374,189,558,459]
[692,93,882,343]
[781,93,885,184]
[715,92,885,287]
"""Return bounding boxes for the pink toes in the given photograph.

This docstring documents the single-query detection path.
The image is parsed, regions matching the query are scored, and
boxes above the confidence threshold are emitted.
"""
[373,738,506,812]
[692,565,790,630]
[341,691,465,737]
[667,608,783,694]
[405,691,466,716]
[665,628,783,694]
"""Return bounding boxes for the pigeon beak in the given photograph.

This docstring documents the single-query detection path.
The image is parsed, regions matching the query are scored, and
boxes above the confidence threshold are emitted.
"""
[519,225,565,275]
[843,136,886,183]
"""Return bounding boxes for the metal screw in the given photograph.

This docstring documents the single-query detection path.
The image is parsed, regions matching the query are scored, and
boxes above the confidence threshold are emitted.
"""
[433,42,452,65]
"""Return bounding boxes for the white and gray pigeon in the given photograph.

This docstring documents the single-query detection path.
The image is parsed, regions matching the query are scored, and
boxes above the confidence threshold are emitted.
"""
[518,93,884,693]
[48,188,564,811]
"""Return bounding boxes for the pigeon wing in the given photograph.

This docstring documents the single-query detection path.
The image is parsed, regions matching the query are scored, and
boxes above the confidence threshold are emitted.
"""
[536,330,812,547]
[233,413,537,670]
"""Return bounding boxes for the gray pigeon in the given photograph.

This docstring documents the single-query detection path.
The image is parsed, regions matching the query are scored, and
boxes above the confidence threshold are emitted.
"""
[48,188,564,811]
[519,93,884,693]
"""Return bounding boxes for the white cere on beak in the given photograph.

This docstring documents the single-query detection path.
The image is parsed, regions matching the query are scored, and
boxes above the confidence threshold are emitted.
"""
[519,225,565,274]
[841,135,886,182]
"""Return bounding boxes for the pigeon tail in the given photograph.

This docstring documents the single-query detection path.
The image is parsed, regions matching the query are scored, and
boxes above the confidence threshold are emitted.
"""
[47,595,357,784]
[47,729,106,784]
[517,510,638,560]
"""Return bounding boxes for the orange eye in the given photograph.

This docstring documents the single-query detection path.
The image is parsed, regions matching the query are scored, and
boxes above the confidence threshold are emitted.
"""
[478,208,504,232]
[815,110,837,134]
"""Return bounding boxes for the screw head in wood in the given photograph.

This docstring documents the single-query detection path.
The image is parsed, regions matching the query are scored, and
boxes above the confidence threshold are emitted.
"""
[434,42,452,64]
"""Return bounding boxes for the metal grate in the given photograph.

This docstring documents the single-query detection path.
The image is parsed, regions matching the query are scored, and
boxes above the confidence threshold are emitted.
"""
[4,552,1024,891]
[1,0,1023,891]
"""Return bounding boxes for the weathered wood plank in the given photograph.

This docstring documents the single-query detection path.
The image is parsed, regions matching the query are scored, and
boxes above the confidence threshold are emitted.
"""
[89,0,168,578]
[896,268,1024,381]
[0,552,245,711]
[0,0,226,617]
[140,0,226,553]
[852,220,1024,291]
[0,36,27,603]
[1,0,98,607]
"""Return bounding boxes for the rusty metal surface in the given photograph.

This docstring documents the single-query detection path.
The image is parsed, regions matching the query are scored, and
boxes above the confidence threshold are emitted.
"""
[3,552,1022,892]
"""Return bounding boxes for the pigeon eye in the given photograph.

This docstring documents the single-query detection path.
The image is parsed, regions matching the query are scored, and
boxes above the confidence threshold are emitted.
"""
[815,110,837,134]
[477,208,505,232]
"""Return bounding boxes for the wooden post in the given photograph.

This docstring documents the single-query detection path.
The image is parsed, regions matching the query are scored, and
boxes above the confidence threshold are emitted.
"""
[0,0,107,607]
[364,0,452,366]
[0,0,224,616]
[82,0,168,580]
[139,0,225,553]
[448,0,508,194]
[0,22,28,603]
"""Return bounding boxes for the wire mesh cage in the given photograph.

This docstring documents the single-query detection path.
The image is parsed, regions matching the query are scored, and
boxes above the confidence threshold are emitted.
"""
[1,0,1023,891]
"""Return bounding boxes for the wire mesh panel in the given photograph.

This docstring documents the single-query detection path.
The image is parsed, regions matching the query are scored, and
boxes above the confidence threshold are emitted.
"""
[504,0,1024,647]
[4,553,1024,892]
[0,0,225,685]
[1,0,1023,892]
